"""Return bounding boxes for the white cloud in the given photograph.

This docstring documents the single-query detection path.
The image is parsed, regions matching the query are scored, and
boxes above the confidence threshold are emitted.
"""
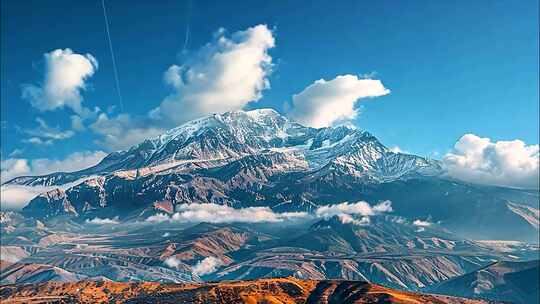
[8,149,24,158]
[389,146,408,154]
[21,118,75,146]
[337,213,371,225]
[22,48,98,114]
[288,75,390,128]
[90,113,164,151]
[192,256,222,276]
[146,201,392,226]
[0,176,99,210]
[412,219,432,227]
[70,115,85,131]
[1,159,31,182]
[1,151,107,210]
[315,200,393,219]
[164,256,182,269]
[23,137,53,146]
[89,25,274,151]
[146,213,171,223]
[0,185,52,210]
[150,24,275,125]
[1,150,106,182]
[0,151,107,210]
[146,204,308,224]
[443,134,539,189]
[412,219,432,232]
[85,216,119,225]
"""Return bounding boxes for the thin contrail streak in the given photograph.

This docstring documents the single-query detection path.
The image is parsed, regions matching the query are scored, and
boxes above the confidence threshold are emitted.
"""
[183,23,190,52]
[182,0,192,52]
[101,0,124,112]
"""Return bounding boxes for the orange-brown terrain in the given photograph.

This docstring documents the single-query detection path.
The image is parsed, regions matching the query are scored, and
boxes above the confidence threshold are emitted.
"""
[0,277,499,304]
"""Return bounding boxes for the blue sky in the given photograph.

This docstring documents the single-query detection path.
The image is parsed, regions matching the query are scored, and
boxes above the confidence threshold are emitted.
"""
[1,1,538,170]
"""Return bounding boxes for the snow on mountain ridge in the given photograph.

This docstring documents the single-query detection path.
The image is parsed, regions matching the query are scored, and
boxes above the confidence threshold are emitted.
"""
[5,109,441,188]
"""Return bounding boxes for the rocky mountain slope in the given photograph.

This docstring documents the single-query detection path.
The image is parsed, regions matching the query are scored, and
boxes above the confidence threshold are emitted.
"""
[427,260,540,304]
[0,277,501,304]
[3,109,537,242]
[2,211,537,292]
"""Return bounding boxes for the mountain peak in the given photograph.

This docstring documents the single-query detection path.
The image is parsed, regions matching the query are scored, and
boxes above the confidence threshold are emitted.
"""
[8,108,442,204]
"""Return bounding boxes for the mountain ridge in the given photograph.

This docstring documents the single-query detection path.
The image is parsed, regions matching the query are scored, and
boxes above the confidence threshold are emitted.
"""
[3,109,538,242]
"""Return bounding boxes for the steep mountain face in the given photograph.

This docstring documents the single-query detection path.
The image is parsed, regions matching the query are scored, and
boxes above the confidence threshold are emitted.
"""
[4,109,539,241]
[427,260,540,304]
[0,277,500,304]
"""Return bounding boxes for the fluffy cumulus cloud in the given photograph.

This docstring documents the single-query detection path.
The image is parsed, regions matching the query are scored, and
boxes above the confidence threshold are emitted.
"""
[150,24,275,125]
[315,200,393,225]
[90,113,164,151]
[315,200,393,218]
[443,134,539,189]
[288,75,390,128]
[87,25,274,151]
[192,257,222,276]
[146,203,308,224]
[22,48,98,114]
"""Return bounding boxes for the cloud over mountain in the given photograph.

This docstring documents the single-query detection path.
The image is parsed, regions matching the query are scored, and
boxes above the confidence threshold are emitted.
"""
[146,203,308,224]
[89,25,275,151]
[444,134,539,189]
[151,24,275,125]
[1,150,106,182]
[146,201,392,225]
[288,75,390,128]
[192,257,222,276]
[315,200,393,225]
[90,113,164,151]
[1,151,106,210]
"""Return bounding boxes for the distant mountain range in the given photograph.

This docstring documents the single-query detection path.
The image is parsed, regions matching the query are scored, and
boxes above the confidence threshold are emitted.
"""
[4,109,538,242]
[427,260,540,304]
[1,208,538,301]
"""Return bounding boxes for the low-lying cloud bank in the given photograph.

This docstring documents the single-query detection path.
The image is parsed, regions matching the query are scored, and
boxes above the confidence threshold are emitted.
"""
[0,176,99,211]
[316,200,393,225]
[164,256,182,269]
[85,217,120,225]
[146,200,393,225]
[444,134,539,189]
[147,203,308,224]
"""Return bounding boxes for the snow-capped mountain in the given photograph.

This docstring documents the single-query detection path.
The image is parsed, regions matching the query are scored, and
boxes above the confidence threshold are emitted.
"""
[5,109,538,242]
[6,109,441,188]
